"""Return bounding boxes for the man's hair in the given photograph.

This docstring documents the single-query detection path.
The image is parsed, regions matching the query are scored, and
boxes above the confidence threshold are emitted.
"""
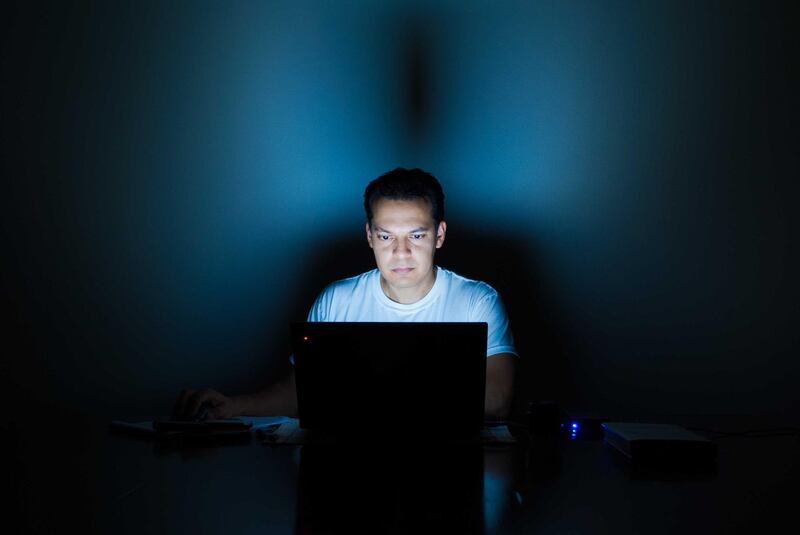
[363,168,445,226]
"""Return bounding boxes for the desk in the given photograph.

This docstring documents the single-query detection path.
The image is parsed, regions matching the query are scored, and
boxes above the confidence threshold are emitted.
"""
[8,416,799,534]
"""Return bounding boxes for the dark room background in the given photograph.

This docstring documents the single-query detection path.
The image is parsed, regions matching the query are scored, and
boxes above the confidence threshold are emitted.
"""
[2,0,797,424]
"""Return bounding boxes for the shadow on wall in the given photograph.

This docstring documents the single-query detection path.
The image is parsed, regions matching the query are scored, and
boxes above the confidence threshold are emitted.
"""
[275,224,576,419]
[438,223,576,416]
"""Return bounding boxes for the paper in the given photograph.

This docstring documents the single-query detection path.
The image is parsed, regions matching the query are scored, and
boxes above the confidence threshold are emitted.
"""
[111,416,290,438]
[481,425,516,444]
[257,420,517,445]
[239,416,290,430]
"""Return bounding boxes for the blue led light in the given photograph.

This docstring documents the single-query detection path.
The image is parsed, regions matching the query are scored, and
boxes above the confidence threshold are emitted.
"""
[571,422,580,430]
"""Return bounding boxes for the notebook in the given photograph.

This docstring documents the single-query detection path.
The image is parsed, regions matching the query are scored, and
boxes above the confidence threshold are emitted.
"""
[290,322,487,439]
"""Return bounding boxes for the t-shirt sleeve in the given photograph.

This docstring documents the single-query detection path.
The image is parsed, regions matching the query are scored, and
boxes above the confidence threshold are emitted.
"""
[306,284,333,322]
[470,288,518,358]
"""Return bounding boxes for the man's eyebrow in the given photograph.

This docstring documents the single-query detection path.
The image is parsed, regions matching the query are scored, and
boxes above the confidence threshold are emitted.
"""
[375,226,430,233]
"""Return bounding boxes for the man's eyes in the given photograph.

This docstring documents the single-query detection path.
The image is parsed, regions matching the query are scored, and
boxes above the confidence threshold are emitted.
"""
[377,233,425,241]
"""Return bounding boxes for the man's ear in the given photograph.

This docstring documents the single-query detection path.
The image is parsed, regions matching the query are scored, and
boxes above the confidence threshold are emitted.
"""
[365,222,374,249]
[435,221,447,249]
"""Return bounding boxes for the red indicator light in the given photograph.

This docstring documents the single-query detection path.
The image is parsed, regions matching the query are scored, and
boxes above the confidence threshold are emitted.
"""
[303,336,309,341]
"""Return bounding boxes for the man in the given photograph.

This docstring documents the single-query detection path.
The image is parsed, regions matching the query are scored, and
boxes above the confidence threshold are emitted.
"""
[174,168,518,420]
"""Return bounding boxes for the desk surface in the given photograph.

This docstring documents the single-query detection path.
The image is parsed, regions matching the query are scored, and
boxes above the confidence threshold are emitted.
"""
[8,416,799,534]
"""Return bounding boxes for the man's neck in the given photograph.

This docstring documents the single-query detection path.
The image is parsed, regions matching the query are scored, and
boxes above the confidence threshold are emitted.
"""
[380,266,438,304]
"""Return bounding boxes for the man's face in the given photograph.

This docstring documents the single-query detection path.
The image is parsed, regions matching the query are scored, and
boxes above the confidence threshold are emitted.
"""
[366,197,446,303]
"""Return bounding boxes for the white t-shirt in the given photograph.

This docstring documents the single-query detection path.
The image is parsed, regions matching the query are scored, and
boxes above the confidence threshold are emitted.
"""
[306,266,517,358]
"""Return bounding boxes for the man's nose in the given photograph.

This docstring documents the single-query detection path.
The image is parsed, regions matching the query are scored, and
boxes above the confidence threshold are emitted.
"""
[393,238,411,256]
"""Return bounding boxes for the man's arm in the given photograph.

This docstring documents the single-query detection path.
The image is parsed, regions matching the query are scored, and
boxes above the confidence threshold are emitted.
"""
[234,369,298,417]
[485,353,516,419]
[173,369,298,419]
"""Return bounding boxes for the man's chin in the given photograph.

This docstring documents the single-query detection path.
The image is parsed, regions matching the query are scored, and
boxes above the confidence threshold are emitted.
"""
[381,271,418,287]
[386,275,416,287]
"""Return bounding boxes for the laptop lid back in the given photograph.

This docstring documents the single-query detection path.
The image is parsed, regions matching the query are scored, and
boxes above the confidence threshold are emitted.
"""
[291,322,487,437]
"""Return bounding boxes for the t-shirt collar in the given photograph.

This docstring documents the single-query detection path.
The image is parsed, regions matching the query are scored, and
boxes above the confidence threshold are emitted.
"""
[372,266,443,312]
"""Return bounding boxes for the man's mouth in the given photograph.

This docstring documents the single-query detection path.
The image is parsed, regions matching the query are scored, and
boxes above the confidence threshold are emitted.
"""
[391,267,414,274]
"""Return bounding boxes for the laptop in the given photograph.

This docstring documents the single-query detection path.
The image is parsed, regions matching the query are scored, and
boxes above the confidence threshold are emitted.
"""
[290,322,487,439]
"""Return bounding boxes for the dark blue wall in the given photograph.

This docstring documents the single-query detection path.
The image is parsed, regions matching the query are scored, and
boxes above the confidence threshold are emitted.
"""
[3,1,797,421]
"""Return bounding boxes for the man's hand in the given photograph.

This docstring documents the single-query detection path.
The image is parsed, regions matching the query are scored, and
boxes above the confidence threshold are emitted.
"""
[172,388,242,420]
[172,372,298,420]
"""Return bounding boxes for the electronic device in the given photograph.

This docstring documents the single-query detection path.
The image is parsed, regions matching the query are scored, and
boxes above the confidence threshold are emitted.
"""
[290,322,487,439]
[602,422,717,465]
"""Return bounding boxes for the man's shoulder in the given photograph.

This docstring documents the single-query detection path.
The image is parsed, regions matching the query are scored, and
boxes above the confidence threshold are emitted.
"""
[438,267,498,299]
[438,267,510,326]
[320,269,378,296]
[309,269,378,320]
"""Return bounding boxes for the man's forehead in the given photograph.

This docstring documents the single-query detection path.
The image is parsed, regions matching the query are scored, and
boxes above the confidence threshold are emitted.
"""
[370,215,435,232]
[371,198,435,225]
